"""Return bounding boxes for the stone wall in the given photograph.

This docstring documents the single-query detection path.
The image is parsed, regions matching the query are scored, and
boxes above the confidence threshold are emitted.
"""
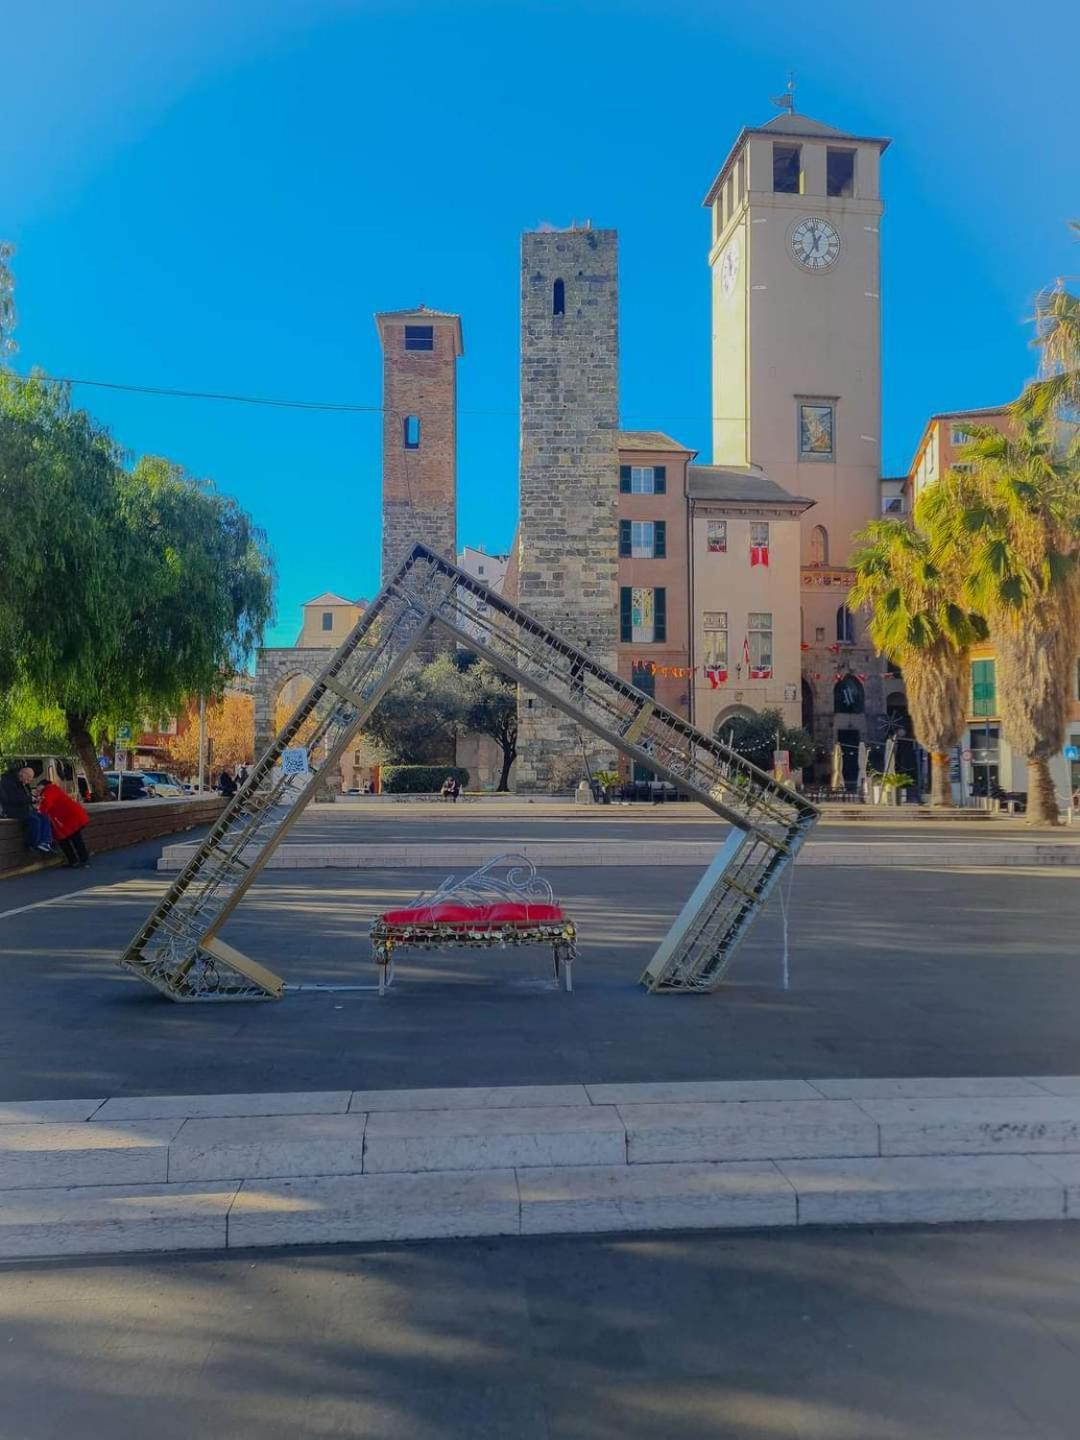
[0,795,226,877]
[516,227,620,790]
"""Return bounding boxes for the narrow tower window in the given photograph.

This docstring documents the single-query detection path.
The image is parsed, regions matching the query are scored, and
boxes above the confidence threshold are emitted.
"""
[404,325,433,351]
[772,143,801,193]
[827,149,856,198]
[552,278,565,316]
[403,415,421,449]
[810,525,829,566]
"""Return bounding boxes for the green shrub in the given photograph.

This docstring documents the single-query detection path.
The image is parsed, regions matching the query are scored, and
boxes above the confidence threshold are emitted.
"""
[381,765,470,794]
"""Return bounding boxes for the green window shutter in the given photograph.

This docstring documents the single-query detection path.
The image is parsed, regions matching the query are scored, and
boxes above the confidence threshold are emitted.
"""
[972,659,996,716]
[619,520,632,557]
[619,465,632,493]
[654,587,667,642]
[654,520,666,558]
[620,587,633,642]
[653,465,667,494]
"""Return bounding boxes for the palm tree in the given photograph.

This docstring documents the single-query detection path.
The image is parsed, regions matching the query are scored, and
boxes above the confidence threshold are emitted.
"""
[1018,225,1079,423]
[923,417,1080,825]
[849,511,986,807]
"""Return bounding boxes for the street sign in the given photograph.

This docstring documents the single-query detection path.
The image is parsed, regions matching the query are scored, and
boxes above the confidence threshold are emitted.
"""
[97,756,109,770]
[961,748,972,763]
[115,750,129,773]
[1065,745,1080,761]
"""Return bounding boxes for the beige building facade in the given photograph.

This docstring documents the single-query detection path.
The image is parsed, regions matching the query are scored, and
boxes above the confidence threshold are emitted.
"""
[688,469,812,738]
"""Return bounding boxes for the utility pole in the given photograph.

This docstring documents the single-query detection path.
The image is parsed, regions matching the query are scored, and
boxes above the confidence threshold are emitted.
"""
[197,696,207,794]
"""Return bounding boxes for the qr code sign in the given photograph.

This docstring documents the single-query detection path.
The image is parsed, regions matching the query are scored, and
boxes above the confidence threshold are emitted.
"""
[280,747,310,776]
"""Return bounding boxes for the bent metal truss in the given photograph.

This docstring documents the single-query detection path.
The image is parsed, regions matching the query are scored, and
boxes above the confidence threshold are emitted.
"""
[119,544,819,1002]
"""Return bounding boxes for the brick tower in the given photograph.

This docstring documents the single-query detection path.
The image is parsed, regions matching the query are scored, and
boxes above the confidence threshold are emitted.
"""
[376,306,463,582]
[516,226,620,790]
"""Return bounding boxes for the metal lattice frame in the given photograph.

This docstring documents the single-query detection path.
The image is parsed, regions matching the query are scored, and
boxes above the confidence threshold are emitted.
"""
[119,543,819,1000]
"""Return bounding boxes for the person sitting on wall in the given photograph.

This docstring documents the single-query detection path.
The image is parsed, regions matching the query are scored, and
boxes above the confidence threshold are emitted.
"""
[36,778,91,868]
[0,764,54,853]
[440,775,459,802]
[218,767,238,799]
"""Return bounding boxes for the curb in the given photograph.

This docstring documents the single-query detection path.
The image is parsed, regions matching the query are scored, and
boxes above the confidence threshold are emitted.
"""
[157,840,1080,871]
[3,1077,1080,1260]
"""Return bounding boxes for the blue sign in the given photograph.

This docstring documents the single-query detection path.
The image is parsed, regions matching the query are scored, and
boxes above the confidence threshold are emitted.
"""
[97,756,110,769]
[1065,746,1079,762]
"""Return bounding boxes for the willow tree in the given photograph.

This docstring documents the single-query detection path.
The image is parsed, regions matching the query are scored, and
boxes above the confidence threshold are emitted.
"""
[0,373,274,797]
[923,418,1080,825]
[849,510,986,807]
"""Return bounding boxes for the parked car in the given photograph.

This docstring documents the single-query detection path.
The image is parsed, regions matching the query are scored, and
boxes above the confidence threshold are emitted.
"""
[138,769,186,798]
[0,754,80,800]
[104,771,153,801]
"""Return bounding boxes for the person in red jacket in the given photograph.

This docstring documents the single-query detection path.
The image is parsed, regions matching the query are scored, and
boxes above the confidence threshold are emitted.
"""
[36,781,91,868]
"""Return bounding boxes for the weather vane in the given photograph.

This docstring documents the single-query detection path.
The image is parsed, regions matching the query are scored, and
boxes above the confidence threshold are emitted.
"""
[770,72,797,114]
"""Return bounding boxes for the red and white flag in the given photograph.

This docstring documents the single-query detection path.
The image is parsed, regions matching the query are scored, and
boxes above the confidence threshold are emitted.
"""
[743,635,751,670]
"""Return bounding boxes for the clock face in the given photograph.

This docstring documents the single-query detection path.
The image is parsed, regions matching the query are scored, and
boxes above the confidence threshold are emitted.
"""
[720,238,740,297]
[790,216,841,271]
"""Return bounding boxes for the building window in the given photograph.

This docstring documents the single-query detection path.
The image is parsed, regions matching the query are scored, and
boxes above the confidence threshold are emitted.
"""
[321,611,333,632]
[619,520,664,558]
[773,143,801,193]
[971,658,997,717]
[704,612,728,676]
[726,174,735,219]
[403,415,421,449]
[882,494,905,515]
[404,325,433,351]
[810,525,829,565]
[620,586,666,643]
[707,521,727,553]
[750,521,769,567]
[815,626,825,643]
[553,279,565,316]
[619,465,666,495]
[799,402,835,458]
[950,425,971,446]
[631,662,656,697]
[826,148,856,198]
[836,605,855,644]
[834,674,864,713]
[748,612,773,678]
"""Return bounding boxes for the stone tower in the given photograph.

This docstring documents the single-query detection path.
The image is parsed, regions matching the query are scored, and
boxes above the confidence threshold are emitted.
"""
[516,226,620,790]
[376,306,463,582]
[703,112,891,762]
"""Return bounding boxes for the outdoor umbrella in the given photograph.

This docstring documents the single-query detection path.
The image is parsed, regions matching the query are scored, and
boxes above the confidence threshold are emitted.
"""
[857,741,869,796]
[831,743,843,791]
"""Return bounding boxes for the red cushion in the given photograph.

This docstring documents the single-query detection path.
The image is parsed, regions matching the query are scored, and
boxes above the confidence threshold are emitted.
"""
[486,902,565,924]
[381,901,565,927]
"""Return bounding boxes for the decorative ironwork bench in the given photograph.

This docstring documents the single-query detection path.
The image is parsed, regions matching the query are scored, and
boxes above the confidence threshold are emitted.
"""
[369,854,577,995]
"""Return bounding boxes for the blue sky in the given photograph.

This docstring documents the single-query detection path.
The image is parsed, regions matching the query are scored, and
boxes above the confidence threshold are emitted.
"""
[3,0,1076,647]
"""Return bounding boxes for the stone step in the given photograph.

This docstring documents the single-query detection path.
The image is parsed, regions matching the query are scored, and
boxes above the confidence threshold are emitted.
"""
[0,1120,181,1190]
[518,1161,796,1235]
[0,1181,238,1258]
[0,1154,1073,1260]
[228,1169,520,1249]
[363,1104,626,1174]
[168,1113,368,1183]
[857,1096,1080,1156]
[157,840,1080,871]
[619,1099,879,1164]
[782,1155,1064,1226]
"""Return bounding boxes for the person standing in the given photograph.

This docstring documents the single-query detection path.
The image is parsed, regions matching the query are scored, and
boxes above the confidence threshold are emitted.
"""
[218,767,238,799]
[35,779,91,867]
[0,764,54,852]
[236,765,249,788]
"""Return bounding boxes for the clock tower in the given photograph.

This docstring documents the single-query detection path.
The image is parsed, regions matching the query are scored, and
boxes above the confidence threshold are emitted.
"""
[704,110,892,765]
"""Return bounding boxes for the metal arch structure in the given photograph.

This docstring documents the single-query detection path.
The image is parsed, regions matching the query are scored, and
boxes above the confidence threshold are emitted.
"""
[118,543,820,1001]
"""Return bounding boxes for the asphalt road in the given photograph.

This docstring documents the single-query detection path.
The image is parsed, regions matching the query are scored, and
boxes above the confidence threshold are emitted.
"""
[2,826,1079,1099]
[2,1222,1078,1439]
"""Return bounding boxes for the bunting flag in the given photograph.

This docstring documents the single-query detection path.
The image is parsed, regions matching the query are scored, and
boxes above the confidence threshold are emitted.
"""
[750,665,773,680]
[704,665,728,689]
[750,545,769,567]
